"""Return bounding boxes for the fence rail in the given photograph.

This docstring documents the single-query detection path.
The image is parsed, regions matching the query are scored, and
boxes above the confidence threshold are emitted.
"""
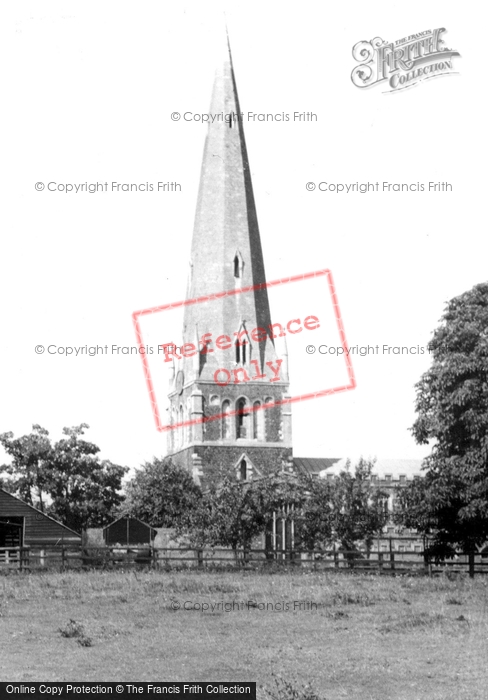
[1,544,488,575]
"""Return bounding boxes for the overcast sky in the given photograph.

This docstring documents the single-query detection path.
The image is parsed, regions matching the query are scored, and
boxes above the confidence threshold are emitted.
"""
[1,1,484,474]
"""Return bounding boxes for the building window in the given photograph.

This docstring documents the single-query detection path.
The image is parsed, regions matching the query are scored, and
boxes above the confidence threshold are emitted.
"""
[222,400,231,439]
[252,401,259,439]
[234,255,240,278]
[236,398,248,438]
[240,459,247,481]
[235,326,249,365]
[252,401,264,440]
[178,405,184,448]
[185,400,191,444]
[210,395,220,406]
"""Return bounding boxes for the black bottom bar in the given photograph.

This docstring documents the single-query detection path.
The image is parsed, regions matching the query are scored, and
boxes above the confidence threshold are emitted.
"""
[0,683,256,700]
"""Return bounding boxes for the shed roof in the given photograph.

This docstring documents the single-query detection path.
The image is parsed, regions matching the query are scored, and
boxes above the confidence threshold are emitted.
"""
[0,487,81,541]
[102,515,157,535]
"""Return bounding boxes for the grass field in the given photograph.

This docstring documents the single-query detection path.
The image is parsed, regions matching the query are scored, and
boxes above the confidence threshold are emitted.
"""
[1,568,487,699]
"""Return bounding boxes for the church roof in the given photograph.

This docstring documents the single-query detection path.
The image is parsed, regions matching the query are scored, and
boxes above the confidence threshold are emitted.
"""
[293,457,343,477]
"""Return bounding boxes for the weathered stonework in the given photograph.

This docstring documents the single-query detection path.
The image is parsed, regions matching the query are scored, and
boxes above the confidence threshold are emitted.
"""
[166,40,293,487]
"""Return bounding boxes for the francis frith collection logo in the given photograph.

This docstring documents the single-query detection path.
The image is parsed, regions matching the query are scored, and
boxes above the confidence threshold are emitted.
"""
[351,28,460,92]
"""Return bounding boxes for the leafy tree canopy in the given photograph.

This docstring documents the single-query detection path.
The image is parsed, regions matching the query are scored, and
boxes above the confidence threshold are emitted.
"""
[0,423,127,532]
[181,460,387,553]
[396,282,488,555]
[124,457,202,529]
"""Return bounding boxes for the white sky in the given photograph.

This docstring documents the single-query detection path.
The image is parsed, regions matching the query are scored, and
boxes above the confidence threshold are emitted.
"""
[0,1,485,474]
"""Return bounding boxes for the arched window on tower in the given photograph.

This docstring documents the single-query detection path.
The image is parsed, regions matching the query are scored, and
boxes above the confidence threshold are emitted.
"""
[252,401,264,440]
[233,252,243,285]
[234,339,247,365]
[178,404,184,448]
[185,398,192,444]
[222,400,231,439]
[236,398,248,439]
[240,459,247,481]
[264,397,274,442]
[235,325,249,365]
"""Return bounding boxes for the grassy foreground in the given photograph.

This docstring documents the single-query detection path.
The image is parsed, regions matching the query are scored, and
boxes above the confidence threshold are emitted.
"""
[1,568,487,699]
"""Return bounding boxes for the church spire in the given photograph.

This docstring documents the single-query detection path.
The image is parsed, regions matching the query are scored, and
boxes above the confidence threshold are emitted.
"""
[166,34,292,476]
[181,36,276,379]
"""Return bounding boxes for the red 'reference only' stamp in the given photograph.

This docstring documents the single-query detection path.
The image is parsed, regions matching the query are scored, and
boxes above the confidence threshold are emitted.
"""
[132,269,356,432]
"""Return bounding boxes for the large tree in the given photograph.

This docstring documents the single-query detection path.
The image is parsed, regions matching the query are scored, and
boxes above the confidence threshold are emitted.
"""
[0,423,127,532]
[326,458,388,553]
[0,424,52,510]
[124,457,202,529]
[48,425,128,531]
[396,282,488,558]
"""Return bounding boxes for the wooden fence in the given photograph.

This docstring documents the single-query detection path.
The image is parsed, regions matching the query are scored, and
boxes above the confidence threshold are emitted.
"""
[1,544,488,576]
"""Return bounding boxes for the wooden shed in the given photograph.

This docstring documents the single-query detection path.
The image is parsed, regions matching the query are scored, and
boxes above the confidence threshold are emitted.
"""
[0,487,81,547]
[103,516,157,546]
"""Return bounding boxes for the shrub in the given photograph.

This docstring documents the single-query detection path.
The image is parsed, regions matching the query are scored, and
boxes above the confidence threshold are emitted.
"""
[263,674,323,700]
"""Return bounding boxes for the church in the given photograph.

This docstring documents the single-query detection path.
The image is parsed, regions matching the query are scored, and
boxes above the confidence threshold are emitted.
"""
[165,38,326,488]
[164,38,422,518]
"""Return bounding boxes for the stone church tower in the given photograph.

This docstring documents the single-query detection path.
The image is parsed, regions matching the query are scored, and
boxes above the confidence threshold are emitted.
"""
[167,40,293,487]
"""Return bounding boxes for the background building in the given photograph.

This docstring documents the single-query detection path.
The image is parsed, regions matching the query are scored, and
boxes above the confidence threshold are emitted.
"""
[0,487,81,549]
[103,515,157,546]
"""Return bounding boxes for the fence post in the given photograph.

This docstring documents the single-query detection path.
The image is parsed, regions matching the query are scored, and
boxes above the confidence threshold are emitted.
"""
[333,544,339,569]
[22,547,30,571]
[378,551,383,575]
[61,547,66,571]
[309,550,315,572]
[468,551,475,579]
[389,538,395,571]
